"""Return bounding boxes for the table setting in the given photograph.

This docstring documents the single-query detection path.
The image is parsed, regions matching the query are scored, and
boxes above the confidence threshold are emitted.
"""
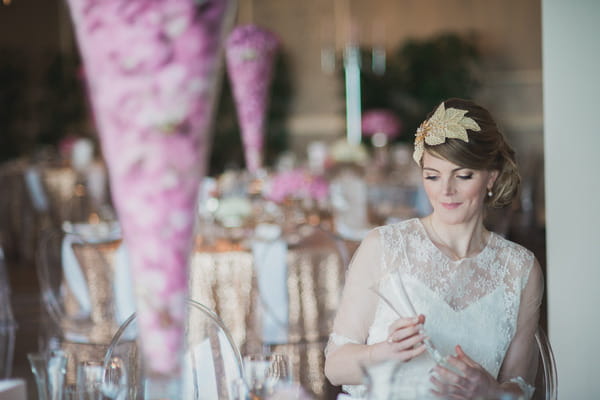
[0,1,426,398]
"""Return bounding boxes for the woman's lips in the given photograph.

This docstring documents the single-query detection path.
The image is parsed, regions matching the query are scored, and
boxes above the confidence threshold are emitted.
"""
[441,202,462,210]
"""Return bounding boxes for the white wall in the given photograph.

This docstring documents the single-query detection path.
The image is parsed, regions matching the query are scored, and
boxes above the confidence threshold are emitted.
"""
[542,1,600,398]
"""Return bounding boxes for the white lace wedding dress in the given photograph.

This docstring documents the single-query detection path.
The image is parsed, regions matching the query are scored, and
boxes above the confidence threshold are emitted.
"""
[325,218,543,399]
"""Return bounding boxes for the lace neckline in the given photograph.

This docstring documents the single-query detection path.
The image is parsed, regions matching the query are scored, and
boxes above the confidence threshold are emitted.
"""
[414,218,495,263]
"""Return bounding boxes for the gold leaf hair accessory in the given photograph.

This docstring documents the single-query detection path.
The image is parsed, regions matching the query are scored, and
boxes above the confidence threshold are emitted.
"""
[413,102,481,164]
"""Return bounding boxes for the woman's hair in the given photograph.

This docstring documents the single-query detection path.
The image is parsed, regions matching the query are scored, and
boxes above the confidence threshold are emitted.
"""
[420,98,520,208]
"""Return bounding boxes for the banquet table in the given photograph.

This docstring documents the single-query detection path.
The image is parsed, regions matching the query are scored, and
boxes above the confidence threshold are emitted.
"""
[1,157,373,396]
[42,225,354,396]
[189,228,353,398]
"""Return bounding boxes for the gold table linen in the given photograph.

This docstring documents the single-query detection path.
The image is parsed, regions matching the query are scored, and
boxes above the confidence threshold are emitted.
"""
[189,231,347,398]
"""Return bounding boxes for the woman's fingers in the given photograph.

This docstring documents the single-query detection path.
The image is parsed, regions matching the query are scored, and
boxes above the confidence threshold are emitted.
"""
[455,345,478,368]
[390,332,427,351]
[392,342,426,362]
[387,323,422,343]
[430,375,466,400]
[444,355,470,376]
[433,364,464,385]
[387,314,425,335]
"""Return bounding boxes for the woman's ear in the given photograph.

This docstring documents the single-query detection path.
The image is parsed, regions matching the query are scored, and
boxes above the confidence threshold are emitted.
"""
[487,170,499,189]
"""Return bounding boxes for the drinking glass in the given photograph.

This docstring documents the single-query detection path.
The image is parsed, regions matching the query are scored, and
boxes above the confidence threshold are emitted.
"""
[100,356,128,399]
[27,350,68,400]
[76,360,103,400]
[243,353,291,398]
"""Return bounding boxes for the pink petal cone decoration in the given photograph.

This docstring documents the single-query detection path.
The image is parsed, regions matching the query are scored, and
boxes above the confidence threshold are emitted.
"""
[65,0,236,397]
[225,24,279,173]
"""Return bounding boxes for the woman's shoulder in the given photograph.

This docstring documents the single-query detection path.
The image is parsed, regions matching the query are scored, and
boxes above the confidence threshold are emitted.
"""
[489,233,536,273]
[491,233,534,258]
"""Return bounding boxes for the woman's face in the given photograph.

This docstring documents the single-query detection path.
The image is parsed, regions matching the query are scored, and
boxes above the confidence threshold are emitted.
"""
[421,152,498,225]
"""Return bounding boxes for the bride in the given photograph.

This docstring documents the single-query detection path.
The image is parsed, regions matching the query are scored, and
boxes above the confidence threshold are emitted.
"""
[324,98,543,399]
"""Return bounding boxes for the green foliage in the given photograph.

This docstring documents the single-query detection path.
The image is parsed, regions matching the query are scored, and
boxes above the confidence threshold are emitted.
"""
[209,52,292,175]
[360,32,481,142]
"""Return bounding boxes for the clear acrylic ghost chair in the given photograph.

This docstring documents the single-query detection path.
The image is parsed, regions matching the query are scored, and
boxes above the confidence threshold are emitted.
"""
[0,244,17,378]
[35,226,124,345]
[35,223,128,387]
[102,299,244,400]
[534,327,558,400]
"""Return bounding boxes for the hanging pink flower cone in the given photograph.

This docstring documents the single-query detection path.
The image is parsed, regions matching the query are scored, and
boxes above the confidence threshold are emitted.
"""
[225,24,279,173]
[65,0,235,393]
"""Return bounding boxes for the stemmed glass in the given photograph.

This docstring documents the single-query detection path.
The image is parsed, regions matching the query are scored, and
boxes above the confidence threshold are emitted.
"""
[243,353,291,399]
[76,360,104,400]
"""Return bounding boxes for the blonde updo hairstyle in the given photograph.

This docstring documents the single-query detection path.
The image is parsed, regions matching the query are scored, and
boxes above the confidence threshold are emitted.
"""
[420,98,520,208]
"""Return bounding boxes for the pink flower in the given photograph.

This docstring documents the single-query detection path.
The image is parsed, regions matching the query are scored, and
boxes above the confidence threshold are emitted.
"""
[267,169,329,204]
[66,0,234,378]
[58,135,78,159]
[361,109,403,139]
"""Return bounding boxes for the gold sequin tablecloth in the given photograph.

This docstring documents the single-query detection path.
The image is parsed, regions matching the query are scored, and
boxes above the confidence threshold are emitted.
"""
[189,232,347,399]
[49,238,124,385]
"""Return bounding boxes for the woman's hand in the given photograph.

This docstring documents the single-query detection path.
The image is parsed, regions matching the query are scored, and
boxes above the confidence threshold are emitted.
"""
[369,315,427,364]
[430,345,501,400]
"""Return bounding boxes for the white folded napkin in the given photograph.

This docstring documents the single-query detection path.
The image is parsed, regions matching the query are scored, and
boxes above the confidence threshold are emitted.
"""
[0,379,27,400]
[61,234,92,315]
[60,224,135,333]
[181,332,240,400]
[23,167,48,212]
[330,173,372,241]
[112,243,136,328]
[251,224,289,344]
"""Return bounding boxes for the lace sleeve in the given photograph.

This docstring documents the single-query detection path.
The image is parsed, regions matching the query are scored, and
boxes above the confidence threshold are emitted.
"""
[498,257,544,398]
[325,229,384,354]
[324,229,384,383]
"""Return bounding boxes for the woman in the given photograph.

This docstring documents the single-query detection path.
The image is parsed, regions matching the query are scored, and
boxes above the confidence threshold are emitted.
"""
[324,98,544,399]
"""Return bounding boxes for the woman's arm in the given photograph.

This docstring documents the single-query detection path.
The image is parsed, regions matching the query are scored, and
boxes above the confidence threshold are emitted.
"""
[324,229,427,385]
[497,257,545,395]
[324,229,382,385]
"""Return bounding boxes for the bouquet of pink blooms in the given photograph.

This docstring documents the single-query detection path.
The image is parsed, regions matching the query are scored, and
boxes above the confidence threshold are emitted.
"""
[65,0,235,392]
[267,169,329,205]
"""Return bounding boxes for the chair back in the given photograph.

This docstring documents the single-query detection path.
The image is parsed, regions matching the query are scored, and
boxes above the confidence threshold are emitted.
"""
[35,227,128,345]
[534,327,558,400]
[0,244,17,378]
[102,299,244,400]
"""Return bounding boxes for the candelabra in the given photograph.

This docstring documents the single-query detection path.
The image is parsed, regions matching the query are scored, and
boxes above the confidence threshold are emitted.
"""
[321,42,386,145]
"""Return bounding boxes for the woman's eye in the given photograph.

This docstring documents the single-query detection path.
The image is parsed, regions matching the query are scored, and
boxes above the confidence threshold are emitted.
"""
[457,174,473,180]
[424,176,439,181]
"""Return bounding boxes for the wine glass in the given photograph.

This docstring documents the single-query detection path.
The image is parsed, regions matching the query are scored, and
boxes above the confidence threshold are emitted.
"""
[243,353,291,399]
[76,360,104,400]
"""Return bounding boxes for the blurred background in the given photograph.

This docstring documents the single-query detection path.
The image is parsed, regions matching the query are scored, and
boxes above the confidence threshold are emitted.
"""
[0,0,598,399]
[0,0,544,169]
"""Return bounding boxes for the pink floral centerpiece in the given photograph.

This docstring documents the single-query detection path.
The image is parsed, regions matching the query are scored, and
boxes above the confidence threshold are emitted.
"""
[225,24,279,173]
[361,109,403,147]
[267,169,329,205]
[65,0,235,396]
